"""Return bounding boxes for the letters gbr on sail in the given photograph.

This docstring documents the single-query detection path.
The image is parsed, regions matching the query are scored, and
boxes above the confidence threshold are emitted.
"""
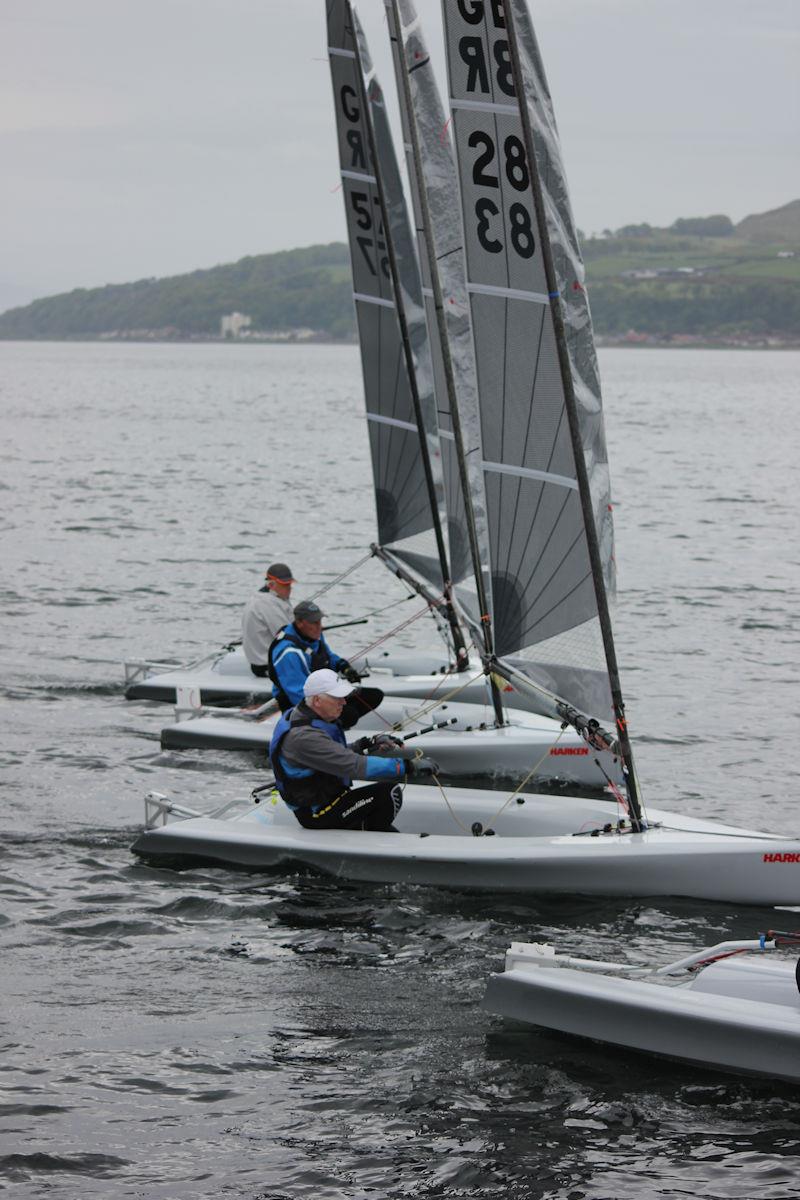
[327,2,440,580]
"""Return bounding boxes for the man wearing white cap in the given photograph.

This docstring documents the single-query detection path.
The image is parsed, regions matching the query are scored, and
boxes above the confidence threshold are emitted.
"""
[242,562,296,677]
[269,669,438,831]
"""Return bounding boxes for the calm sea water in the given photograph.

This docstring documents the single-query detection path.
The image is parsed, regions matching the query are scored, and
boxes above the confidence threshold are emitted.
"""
[1,341,799,1199]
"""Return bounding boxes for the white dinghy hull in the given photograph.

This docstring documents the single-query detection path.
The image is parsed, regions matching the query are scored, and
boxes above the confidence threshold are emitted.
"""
[132,789,800,904]
[124,647,541,711]
[484,944,800,1084]
[159,698,623,788]
[125,646,455,703]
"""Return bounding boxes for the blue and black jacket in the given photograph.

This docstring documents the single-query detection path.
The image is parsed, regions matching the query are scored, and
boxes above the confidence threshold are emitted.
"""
[267,623,347,710]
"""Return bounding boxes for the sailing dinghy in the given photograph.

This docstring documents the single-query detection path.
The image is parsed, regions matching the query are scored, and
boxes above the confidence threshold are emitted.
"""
[124,645,453,704]
[483,934,800,1084]
[158,693,624,788]
[131,1,800,907]
[133,786,800,905]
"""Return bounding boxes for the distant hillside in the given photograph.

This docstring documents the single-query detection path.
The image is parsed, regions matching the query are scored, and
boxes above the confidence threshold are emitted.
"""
[736,199,800,244]
[1,202,798,345]
[582,200,800,344]
[0,243,353,341]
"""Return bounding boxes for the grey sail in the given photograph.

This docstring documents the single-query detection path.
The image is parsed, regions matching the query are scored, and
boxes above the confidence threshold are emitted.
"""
[512,4,615,603]
[326,0,442,591]
[440,0,617,720]
[383,0,485,598]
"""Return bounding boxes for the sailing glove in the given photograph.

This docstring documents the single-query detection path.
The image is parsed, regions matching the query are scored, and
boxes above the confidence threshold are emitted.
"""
[340,662,363,684]
[352,733,403,755]
[405,754,440,777]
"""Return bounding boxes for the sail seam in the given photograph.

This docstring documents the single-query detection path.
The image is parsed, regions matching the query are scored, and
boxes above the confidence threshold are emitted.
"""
[341,169,377,184]
[328,46,356,59]
[467,282,549,305]
[366,413,419,433]
[353,292,395,309]
[450,97,517,115]
[481,461,578,490]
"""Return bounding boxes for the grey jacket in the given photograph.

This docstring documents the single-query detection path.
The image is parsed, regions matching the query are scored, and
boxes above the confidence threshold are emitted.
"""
[280,704,372,781]
[241,589,293,667]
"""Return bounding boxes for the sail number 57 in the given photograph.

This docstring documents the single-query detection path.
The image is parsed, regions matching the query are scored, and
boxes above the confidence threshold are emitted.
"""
[468,130,535,259]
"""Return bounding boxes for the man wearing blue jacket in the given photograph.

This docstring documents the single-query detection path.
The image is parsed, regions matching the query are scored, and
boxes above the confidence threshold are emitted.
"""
[268,599,383,728]
[269,669,438,831]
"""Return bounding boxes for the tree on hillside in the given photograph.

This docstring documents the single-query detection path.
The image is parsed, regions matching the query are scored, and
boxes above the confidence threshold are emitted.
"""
[671,215,734,237]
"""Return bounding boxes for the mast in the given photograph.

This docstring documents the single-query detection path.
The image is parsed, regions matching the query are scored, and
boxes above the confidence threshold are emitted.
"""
[384,0,505,724]
[502,1,643,828]
[347,4,470,671]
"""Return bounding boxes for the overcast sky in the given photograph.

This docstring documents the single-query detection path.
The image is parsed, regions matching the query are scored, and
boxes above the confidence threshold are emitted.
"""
[1,0,797,311]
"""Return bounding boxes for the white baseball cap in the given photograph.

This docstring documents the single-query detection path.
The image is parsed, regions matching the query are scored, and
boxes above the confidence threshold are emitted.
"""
[303,668,353,699]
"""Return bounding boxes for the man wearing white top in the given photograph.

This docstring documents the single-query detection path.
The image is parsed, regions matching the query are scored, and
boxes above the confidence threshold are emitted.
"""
[242,562,296,677]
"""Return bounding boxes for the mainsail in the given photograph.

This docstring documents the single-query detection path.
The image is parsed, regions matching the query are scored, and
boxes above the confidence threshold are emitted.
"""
[439,0,618,723]
[383,0,484,597]
[326,1,441,589]
[327,0,468,663]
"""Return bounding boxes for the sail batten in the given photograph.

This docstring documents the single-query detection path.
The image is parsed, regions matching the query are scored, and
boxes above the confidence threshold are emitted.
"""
[467,281,549,304]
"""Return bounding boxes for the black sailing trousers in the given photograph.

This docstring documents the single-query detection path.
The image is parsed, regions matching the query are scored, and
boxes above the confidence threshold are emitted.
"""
[293,781,403,832]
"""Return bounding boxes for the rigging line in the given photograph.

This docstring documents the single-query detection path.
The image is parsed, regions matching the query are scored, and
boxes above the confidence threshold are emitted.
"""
[403,662,488,711]
[481,723,570,828]
[430,772,473,835]
[347,601,435,659]
[502,306,548,585]
[655,826,799,842]
[388,668,490,728]
[351,592,416,624]
[308,551,373,602]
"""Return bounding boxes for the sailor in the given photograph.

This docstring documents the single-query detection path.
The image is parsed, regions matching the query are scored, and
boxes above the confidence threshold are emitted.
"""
[242,562,296,677]
[268,599,383,728]
[269,668,438,831]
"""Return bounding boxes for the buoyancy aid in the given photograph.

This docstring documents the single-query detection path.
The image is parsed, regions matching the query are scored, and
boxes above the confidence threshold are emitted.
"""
[267,624,340,710]
[270,705,350,812]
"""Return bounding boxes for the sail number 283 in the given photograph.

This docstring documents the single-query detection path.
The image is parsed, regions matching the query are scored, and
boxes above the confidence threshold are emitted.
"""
[468,131,536,259]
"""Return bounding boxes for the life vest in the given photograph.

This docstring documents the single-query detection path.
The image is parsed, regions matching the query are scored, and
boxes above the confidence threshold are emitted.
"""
[269,705,350,812]
[267,624,335,710]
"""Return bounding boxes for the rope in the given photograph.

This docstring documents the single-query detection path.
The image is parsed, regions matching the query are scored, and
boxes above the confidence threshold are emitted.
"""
[656,824,799,842]
[349,602,437,659]
[307,551,373,602]
[419,723,584,837]
[350,592,416,623]
[475,724,570,831]
[430,773,473,834]
[384,668,493,731]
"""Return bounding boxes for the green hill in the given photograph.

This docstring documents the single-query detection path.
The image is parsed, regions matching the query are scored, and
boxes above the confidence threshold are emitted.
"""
[0,244,353,341]
[582,200,800,344]
[1,202,798,345]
